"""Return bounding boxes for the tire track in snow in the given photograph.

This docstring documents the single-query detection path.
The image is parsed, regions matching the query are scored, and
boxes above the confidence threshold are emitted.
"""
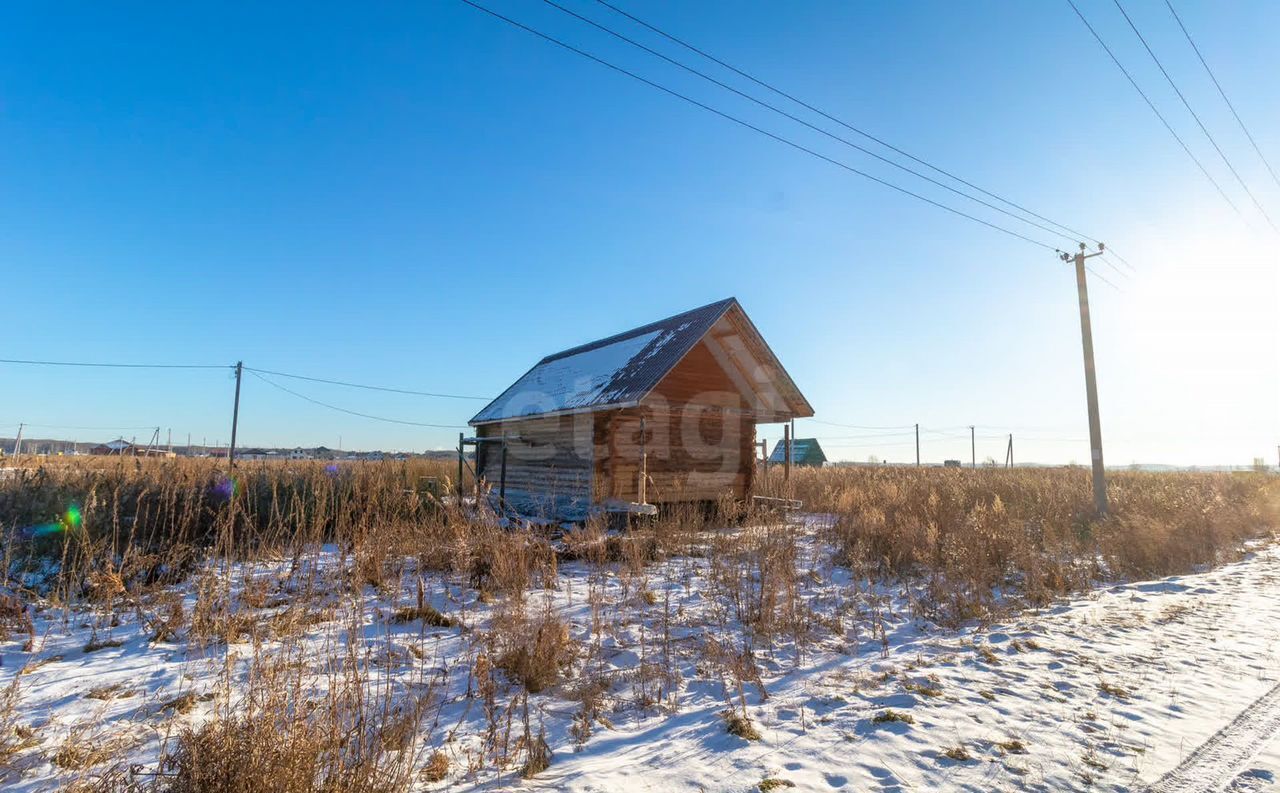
[1147,680,1280,793]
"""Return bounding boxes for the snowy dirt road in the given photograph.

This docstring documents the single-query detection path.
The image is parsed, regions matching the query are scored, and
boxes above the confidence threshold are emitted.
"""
[1147,681,1280,793]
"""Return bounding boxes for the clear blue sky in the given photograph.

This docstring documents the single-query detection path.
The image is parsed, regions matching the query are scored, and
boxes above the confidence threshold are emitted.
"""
[2,1,1277,465]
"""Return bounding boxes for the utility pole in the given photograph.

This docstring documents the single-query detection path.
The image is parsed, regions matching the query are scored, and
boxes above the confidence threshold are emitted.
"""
[970,425,976,469]
[1006,433,1014,469]
[11,423,23,457]
[914,423,920,467]
[228,361,243,470]
[1061,242,1109,515]
[783,422,792,481]
[457,432,465,499]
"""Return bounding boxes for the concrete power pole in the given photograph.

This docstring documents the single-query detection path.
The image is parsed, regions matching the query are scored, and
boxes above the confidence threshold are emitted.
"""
[12,423,23,457]
[1061,242,1109,516]
[228,361,243,470]
[914,423,920,467]
[970,425,976,469]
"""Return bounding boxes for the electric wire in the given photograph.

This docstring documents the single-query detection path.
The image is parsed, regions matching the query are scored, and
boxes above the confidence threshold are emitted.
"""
[1111,0,1276,232]
[12,423,160,432]
[592,0,1122,258]
[801,418,916,430]
[542,0,1094,250]
[1164,0,1280,192]
[246,370,469,429]
[459,0,1062,252]
[1064,0,1245,222]
[243,366,489,401]
[0,358,232,370]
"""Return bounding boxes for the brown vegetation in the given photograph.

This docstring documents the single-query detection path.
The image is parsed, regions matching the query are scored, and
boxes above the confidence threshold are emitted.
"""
[0,457,1275,790]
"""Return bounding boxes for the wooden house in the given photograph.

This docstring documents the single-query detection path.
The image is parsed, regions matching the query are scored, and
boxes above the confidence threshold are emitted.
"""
[769,438,828,468]
[89,439,136,456]
[469,298,813,518]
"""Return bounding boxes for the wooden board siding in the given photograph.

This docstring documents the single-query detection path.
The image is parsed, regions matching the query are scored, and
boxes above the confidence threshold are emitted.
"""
[476,414,594,516]
[600,408,755,503]
[589,339,759,504]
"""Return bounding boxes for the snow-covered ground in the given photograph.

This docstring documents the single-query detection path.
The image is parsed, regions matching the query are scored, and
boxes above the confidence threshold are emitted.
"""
[2,517,1278,792]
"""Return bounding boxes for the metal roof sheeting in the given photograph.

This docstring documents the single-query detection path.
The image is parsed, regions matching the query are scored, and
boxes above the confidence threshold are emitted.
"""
[470,298,736,425]
[769,438,828,465]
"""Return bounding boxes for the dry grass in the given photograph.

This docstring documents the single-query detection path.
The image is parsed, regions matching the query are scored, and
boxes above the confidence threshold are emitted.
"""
[872,709,915,725]
[0,458,1275,789]
[723,710,762,741]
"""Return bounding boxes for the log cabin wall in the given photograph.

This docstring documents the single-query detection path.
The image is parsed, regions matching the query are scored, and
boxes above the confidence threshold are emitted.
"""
[593,340,758,504]
[476,413,594,517]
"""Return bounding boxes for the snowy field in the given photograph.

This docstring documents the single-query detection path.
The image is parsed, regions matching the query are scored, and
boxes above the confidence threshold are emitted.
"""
[2,515,1278,792]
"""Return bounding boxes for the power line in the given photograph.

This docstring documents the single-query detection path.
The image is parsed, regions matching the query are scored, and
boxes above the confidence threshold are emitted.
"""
[1064,0,1245,222]
[542,0,1094,250]
[7,423,159,432]
[592,0,1122,258]
[242,366,489,401]
[801,418,916,430]
[1111,0,1276,232]
[246,370,469,429]
[1163,0,1280,192]
[1082,264,1121,291]
[819,439,919,449]
[459,0,1062,251]
[0,358,232,370]
[815,431,918,440]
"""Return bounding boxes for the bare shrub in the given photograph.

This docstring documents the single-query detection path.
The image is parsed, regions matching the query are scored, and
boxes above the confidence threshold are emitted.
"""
[0,590,33,644]
[492,609,576,694]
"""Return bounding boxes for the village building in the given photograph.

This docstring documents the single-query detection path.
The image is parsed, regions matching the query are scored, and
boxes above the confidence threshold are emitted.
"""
[468,298,813,519]
[769,437,828,468]
[89,439,137,456]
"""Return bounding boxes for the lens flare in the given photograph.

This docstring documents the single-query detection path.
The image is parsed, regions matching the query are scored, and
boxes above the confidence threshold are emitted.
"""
[212,476,239,501]
[20,504,84,539]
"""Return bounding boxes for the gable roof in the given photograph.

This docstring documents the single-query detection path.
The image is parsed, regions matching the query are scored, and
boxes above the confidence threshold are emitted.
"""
[769,438,827,465]
[470,298,812,425]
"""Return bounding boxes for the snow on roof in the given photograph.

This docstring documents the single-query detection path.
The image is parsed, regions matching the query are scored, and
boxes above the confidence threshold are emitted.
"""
[479,330,660,422]
[470,298,737,425]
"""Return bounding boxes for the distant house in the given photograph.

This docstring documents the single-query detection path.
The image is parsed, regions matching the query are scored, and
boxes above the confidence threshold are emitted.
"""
[90,439,136,456]
[288,448,311,460]
[768,438,828,468]
[470,297,813,519]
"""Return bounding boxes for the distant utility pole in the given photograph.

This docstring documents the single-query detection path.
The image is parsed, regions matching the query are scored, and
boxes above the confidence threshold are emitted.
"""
[970,425,976,469]
[1061,242,1109,515]
[915,423,920,467]
[783,422,792,481]
[1005,434,1014,469]
[228,361,243,470]
[12,423,23,457]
